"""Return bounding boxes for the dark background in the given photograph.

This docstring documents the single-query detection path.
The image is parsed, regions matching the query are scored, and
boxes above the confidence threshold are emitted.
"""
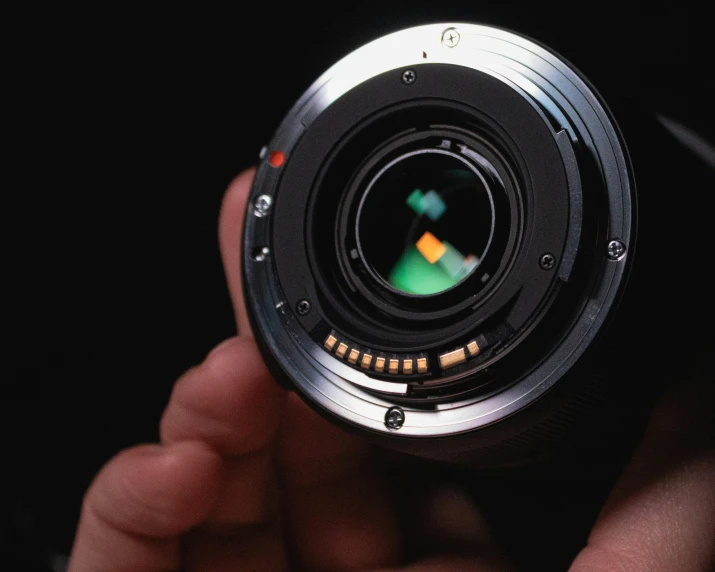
[7,3,713,569]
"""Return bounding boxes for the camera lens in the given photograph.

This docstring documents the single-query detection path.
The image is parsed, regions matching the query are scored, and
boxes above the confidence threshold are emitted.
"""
[242,23,648,466]
[357,150,495,296]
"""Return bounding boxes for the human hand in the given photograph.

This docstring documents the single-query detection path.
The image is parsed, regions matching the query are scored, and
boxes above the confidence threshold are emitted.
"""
[68,169,714,572]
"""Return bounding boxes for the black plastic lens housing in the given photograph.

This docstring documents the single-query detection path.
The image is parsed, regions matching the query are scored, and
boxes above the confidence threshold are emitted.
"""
[241,24,710,467]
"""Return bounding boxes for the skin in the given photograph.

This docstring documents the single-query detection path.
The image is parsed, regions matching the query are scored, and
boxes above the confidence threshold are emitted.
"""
[68,169,714,572]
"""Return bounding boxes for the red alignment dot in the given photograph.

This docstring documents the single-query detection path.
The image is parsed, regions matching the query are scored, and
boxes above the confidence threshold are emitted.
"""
[269,151,285,167]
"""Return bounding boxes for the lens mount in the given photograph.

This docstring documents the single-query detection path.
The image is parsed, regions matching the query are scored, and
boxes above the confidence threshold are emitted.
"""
[242,24,634,445]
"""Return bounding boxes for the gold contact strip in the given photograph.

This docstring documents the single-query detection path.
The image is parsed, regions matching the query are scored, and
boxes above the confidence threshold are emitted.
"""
[417,357,428,373]
[388,359,399,374]
[348,348,360,364]
[324,334,337,351]
[439,347,467,369]
[328,332,483,376]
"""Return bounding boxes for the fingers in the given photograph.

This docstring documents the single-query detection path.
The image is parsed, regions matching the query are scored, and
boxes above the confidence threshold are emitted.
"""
[160,337,286,525]
[279,393,402,571]
[183,521,290,572]
[373,554,510,572]
[160,336,285,456]
[219,168,255,336]
[570,361,715,572]
[68,441,222,572]
[398,482,504,562]
[160,337,289,571]
[203,448,278,527]
[380,461,513,571]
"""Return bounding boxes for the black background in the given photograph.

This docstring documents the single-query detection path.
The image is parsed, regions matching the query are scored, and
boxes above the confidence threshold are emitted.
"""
[7,3,713,568]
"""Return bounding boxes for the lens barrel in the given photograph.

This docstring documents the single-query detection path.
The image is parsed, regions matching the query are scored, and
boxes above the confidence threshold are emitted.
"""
[242,24,710,467]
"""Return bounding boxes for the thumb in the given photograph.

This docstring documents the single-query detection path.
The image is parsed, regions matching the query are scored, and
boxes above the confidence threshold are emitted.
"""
[219,168,256,337]
[570,358,714,571]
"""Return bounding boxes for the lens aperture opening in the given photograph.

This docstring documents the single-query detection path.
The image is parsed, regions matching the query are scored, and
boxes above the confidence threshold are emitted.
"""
[356,150,495,296]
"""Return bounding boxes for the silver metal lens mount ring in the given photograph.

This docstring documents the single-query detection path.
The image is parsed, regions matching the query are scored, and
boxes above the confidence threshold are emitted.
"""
[243,23,633,438]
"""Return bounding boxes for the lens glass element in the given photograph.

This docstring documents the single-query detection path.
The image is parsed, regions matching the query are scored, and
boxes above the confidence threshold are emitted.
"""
[357,150,494,296]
